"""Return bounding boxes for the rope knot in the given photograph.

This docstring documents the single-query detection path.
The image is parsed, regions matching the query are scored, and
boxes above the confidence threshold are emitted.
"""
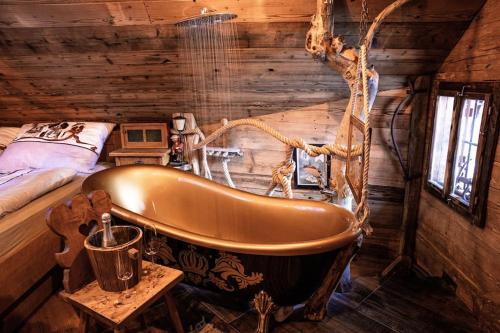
[354,188,372,236]
[270,160,296,199]
[272,160,295,181]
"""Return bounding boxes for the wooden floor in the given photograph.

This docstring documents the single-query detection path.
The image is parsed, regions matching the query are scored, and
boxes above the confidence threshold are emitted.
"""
[20,253,482,333]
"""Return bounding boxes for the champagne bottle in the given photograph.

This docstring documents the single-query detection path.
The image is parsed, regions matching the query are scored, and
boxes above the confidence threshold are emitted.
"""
[102,213,117,248]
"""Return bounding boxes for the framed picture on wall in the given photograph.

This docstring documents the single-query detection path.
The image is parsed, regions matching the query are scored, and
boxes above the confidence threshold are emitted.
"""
[293,144,331,189]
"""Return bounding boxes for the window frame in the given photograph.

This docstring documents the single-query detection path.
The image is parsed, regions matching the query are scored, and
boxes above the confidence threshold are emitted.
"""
[424,81,499,227]
[426,90,457,195]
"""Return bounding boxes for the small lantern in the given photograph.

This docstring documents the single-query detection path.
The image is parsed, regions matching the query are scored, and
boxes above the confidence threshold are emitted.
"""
[171,114,187,167]
[173,114,187,133]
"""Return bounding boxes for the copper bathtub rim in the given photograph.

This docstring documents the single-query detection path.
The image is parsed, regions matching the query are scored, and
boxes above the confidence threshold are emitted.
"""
[110,205,362,256]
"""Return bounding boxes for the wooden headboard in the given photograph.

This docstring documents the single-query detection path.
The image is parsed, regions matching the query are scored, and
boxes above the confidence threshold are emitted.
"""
[98,129,121,163]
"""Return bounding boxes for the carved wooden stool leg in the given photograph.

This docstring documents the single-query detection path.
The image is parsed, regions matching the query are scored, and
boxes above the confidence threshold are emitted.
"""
[252,291,276,333]
[79,311,89,333]
[164,292,185,333]
[304,242,359,321]
[139,314,147,329]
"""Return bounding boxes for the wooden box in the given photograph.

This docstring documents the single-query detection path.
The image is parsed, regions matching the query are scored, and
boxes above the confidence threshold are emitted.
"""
[120,123,168,149]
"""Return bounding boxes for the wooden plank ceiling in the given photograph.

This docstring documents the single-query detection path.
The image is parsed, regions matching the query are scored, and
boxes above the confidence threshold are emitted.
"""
[0,0,486,125]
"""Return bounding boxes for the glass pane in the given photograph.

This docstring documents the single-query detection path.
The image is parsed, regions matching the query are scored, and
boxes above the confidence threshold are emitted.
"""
[428,95,455,189]
[127,130,144,142]
[451,98,485,205]
[146,129,162,142]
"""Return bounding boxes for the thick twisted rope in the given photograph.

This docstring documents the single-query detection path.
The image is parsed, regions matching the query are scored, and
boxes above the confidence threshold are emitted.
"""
[221,158,236,188]
[354,45,373,235]
[192,118,363,158]
[265,146,296,198]
[190,118,363,198]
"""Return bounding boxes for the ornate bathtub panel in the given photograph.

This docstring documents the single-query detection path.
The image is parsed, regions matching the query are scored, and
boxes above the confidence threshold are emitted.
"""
[152,232,340,306]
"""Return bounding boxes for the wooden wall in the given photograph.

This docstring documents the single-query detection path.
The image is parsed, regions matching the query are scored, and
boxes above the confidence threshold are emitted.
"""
[414,0,500,323]
[0,1,485,265]
[0,1,480,124]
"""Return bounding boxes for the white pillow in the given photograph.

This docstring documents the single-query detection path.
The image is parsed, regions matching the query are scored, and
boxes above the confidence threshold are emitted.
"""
[0,122,115,172]
[0,127,20,153]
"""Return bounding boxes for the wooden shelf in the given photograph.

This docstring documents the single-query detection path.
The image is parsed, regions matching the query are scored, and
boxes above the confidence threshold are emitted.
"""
[109,148,170,166]
[109,148,170,157]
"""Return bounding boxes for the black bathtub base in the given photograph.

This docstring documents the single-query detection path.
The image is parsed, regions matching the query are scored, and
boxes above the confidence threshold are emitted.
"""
[247,239,360,333]
[303,240,361,321]
[134,226,362,332]
[150,233,346,306]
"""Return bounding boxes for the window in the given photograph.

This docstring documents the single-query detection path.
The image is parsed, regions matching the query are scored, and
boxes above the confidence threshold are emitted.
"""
[429,95,455,189]
[451,98,485,204]
[426,82,499,227]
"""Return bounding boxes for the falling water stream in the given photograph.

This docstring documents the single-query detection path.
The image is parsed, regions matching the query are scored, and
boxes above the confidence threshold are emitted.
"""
[176,10,241,126]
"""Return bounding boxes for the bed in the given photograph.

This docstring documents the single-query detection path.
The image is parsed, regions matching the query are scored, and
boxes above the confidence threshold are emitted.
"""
[0,122,116,332]
[0,165,112,332]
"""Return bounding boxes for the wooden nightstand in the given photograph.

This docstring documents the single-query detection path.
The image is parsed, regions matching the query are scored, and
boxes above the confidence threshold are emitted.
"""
[109,148,170,166]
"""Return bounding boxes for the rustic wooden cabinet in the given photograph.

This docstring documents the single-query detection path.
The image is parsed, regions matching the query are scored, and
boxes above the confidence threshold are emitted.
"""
[109,148,170,166]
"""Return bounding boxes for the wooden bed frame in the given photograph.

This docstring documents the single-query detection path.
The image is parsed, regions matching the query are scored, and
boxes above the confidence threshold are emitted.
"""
[0,174,92,332]
[0,166,116,332]
[0,229,61,332]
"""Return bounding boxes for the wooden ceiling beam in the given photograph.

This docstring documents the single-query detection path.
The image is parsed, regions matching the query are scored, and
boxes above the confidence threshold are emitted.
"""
[0,22,469,56]
[0,0,485,28]
[0,48,448,68]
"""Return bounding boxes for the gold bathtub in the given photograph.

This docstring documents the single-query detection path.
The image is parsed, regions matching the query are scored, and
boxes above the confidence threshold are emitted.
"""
[82,165,361,322]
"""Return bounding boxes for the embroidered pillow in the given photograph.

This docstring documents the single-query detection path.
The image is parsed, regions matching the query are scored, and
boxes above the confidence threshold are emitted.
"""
[0,122,115,172]
[0,127,20,154]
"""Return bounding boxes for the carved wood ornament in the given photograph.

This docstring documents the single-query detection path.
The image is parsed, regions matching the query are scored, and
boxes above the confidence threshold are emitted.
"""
[46,190,112,293]
[305,0,412,201]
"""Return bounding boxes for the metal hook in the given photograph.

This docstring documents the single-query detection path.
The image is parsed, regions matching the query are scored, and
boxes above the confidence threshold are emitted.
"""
[459,85,471,96]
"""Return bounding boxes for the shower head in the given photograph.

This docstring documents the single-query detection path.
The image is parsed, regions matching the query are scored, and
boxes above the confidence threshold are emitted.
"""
[175,8,237,27]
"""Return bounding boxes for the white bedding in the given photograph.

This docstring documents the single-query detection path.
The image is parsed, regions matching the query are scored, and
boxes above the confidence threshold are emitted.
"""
[0,168,77,218]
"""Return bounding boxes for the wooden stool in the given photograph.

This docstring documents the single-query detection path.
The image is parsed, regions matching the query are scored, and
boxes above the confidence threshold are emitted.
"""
[61,261,184,333]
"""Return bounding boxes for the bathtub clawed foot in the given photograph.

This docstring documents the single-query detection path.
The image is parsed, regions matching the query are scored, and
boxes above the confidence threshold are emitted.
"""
[252,290,276,333]
[303,242,360,321]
